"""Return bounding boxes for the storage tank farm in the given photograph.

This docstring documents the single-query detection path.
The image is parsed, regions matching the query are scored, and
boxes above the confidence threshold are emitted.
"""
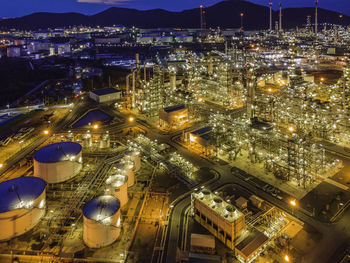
[105,174,128,207]
[83,195,121,248]
[0,177,46,241]
[33,142,83,184]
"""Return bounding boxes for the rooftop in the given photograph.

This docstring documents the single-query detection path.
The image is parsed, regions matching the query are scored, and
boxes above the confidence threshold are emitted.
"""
[106,174,128,187]
[34,142,82,163]
[0,177,46,213]
[235,230,269,258]
[192,189,244,223]
[91,87,122,96]
[83,195,120,221]
[190,126,212,136]
[163,104,186,113]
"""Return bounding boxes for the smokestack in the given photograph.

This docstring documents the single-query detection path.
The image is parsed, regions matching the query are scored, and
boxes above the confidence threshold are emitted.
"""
[269,2,273,31]
[279,2,282,31]
[315,0,318,36]
[200,5,206,41]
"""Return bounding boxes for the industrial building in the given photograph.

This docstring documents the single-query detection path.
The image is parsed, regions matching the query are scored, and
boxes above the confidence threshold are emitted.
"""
[159,104,189,129]
[83,195,121,248]
[235,230,269,263]
[187,127,216,156]
[190,233,216,255]
[89,87,122,103]
[33,142,83,184]
[191,189,245,250]
[0,177,46,241]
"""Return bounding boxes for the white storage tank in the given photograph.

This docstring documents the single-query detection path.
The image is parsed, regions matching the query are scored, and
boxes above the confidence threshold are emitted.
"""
[117,160,134,187]
[99,132,110,149]
[105,174,128,207]
[125,149,141,172]
[0,177,46,241]
[83,195,121,248]
[33,142,83,184]
[83,133,92,148]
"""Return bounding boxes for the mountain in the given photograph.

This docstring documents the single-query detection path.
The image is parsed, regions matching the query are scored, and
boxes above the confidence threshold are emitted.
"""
[0,0,349,30]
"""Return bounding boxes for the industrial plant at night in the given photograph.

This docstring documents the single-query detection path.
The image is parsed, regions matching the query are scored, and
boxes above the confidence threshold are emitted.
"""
[0,0,350,262]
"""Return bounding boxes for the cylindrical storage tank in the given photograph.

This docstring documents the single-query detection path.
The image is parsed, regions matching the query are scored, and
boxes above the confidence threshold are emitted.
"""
[105,174,128,207]
[118,160,134,187]
[0,177,46,241]
[83,195,121,248]
[125,149,141,172]
[83,134,92,148]
[33,142,83,184]
[99,133,110,149]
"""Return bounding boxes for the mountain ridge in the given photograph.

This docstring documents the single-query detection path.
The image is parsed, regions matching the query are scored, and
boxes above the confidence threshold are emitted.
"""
[0,0,349,30]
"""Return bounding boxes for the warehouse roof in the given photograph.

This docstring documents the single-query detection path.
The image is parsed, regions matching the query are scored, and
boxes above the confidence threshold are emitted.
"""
[191,126,212,135]
[0,177,46,213]
[235,230,268,258]
[190,233,215,249]
[163,104,186,113]
[91,88,121,96]
[34,142,82,163]
[83,195,120,221]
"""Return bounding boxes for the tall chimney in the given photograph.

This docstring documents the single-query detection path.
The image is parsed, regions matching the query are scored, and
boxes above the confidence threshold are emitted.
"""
[269,2,273,31]
[279,2,282,31]
[315,0,318,36]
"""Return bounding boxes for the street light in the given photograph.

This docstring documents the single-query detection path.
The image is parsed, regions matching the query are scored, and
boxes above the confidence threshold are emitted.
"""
[288,126,295,133]
[284,254,290,262]
[0,163,3,169]
[128,116,135,122]
[43,129,49,135]
[290,199,297,207]
[93,124,99,129]
[290,199,297,215]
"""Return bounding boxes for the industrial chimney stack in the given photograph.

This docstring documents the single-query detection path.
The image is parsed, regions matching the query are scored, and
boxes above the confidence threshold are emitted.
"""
[269,2,273,31]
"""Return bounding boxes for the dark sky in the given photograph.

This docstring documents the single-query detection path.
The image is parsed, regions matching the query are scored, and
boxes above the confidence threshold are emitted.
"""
[1,0,349,18]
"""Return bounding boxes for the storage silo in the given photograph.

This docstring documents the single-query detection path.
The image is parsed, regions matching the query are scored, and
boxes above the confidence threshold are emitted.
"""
[33,142,82,183]
[105,174,128,207]
[99,132,110,149]
[83,133,92,148]
[0,177,46,241]
[117,160,134,187]
[125,149,141,172]
[83,195,121,248]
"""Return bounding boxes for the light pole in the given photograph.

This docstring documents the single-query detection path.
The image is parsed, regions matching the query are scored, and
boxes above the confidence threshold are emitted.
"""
[290,199,297,215]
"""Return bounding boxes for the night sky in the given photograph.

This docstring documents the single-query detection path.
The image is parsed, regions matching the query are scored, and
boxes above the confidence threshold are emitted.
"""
[1,0,350,18]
